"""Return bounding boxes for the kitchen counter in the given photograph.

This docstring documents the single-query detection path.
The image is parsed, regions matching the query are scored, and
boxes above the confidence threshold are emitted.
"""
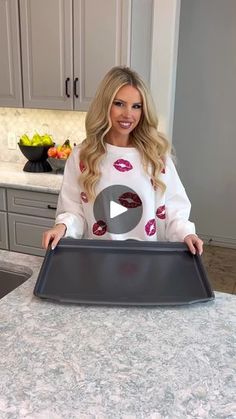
[0,249,236,418]
[0,161,62,193]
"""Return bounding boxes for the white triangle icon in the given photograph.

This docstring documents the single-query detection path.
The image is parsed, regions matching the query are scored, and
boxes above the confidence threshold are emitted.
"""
[110,200,128,219]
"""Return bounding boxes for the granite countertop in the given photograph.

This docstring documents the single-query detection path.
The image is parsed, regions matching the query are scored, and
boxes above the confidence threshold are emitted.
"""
[0,249,236,418]
[0,161,62,193]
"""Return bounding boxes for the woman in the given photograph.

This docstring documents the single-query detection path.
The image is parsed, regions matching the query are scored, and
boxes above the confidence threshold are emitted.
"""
[42,66,203,255]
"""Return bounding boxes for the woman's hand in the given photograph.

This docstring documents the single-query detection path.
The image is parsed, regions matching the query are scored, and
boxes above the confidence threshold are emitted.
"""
[184,234,203,255]
[42,223,67,250]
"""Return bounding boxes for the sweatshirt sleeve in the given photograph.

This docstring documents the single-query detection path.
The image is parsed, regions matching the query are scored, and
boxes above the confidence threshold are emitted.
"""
[164,156,196,241]
[55,147,86,238]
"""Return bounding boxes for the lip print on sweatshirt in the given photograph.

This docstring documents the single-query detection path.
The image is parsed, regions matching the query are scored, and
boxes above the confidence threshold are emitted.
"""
[80,192,88,203]
[118,192,142,209]
[145,219,156,236]
[79,161,86,172]
[92,220,107,236]
[156,205,166,220]
[113,159,133,172]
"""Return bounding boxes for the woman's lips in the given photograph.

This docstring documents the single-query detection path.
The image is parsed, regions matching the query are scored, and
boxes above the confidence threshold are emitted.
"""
[113,159,133,172]
[118,121,132,129]
[145,219,156,236]
[92,220,107,236]
[156,205,166,219]
[118,192,142,208]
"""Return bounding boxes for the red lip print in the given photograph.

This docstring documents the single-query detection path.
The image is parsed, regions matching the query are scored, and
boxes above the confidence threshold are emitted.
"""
[118,192,142,208]
[80,192,88,203]
[156,205,166,219]
[145,219,156,236]
[161,167,165,174]
[113,159,133,172]
[92,220,107,236]
[79,161,86,172]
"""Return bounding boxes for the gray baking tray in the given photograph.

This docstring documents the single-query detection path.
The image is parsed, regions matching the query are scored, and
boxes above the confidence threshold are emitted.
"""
[34,239,215,306]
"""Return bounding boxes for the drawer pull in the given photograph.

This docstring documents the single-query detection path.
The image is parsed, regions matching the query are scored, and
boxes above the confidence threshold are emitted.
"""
[47,205,57,210]
[65,77,70,97]
[74,77,79,98]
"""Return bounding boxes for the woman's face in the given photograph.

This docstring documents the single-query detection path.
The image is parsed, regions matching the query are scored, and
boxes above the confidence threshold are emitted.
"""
[108,85,142,145]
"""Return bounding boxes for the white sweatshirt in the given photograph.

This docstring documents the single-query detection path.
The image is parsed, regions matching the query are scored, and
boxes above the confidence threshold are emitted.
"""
[55,144,195,241]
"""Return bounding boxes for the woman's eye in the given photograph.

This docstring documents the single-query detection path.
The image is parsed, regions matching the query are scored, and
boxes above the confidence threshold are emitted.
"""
[113,100,123,107]
[133,104,142,109]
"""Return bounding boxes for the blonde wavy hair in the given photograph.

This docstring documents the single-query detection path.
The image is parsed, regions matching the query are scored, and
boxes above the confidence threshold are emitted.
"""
[79,66,170,200]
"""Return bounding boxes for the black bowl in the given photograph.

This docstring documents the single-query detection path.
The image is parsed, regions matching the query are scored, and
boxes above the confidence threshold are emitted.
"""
[47,157,66,174]
[18,144,53,173]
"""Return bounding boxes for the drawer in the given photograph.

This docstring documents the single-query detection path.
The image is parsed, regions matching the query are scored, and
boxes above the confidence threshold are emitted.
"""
[0,212,8,249]
[0,188,6,211]
[7,188,58,219]
[8,213,54,256]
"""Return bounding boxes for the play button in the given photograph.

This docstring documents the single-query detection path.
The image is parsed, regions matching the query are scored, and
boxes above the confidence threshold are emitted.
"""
[93,185,143,234]
[110,201,128,219]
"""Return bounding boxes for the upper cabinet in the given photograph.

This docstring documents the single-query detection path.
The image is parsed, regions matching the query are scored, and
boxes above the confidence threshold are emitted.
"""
[73,0,131,110]
[20,0,131,110]
[0,0,153,111]
[0,0,23,107]
[20,0,74,110]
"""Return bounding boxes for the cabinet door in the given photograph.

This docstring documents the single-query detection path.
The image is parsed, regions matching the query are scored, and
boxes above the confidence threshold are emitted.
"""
[0,212,8,249]
[20,0,73,110]
[73,0,131,110]
[7,189,58,219]
[130,0,153,85]
[0,0,23,107]
[8,213,54,256]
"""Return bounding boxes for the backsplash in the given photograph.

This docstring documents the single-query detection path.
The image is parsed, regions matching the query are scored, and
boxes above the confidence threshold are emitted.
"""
[0,107,86,163]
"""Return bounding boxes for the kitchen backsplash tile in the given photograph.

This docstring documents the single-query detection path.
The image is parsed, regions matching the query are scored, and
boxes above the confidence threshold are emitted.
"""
[0,107,86,163]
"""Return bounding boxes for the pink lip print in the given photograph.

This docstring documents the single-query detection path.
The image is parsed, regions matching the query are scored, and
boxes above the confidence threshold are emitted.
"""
[80,192,88,203]
[156,205,166,219]
[79,161,86,172]
[113,159,133,172]
[118,192,142,208]
[145,219,156,236]
[92,220,107,236]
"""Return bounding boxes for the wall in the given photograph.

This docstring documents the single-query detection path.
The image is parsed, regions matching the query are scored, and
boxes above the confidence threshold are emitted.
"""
[0,108,86,164]
[173,0,236,248]
[150,0,180,140]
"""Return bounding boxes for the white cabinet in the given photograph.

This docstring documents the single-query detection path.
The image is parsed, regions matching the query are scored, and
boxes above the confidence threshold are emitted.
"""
[0,0,23,107]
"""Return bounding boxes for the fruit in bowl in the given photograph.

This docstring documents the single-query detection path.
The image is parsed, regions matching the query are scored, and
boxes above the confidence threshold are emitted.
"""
[19,133,54,147]
[47,140,72,173]
[18,133,54,172]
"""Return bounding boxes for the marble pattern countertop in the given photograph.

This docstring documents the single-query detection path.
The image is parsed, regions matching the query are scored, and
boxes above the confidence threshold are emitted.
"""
[0,249,236,418]
[0,161,63,193]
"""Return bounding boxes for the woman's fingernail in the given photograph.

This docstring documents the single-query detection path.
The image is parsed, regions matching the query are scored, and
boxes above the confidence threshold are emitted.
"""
[51,245,55,250]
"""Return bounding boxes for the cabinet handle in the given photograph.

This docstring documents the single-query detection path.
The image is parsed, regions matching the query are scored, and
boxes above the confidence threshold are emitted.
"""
[65,78,70,97]
[47,204,57,210]
[74,77,79,98]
